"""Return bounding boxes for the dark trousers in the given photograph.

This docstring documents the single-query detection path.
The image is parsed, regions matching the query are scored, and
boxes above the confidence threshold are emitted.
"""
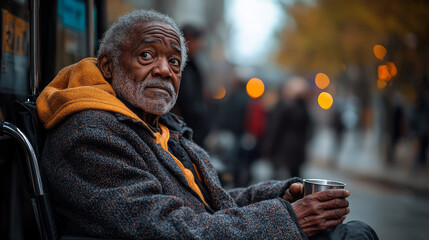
[310,221,379,240]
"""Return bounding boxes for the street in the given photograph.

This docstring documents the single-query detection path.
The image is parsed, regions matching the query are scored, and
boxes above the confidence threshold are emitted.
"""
[303,164,429,240]
[301,125,429,240]
[248,126,429,240]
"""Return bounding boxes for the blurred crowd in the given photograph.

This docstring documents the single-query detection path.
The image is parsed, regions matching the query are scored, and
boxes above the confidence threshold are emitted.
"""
[386,91,429,172]
[175,24,429,189]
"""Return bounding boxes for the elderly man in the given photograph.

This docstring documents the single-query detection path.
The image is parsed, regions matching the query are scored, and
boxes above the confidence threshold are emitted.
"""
[37,10,377,239]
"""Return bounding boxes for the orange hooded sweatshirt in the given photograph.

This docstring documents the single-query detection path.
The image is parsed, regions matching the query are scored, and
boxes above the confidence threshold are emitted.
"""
[36,58,209,206]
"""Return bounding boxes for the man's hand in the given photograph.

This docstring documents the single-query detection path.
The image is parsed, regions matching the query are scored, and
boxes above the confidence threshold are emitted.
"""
[282,183,304,203]
[291,189,350,237]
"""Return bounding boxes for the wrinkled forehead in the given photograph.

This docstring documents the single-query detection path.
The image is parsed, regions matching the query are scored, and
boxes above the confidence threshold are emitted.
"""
[130,21,181,47]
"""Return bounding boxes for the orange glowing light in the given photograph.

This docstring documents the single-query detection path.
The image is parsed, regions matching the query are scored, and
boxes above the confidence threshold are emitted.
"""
[378,65,391,81]
[373,45,387,60]
[315,73,330,89]
[213,86,226,100]
[318,92,333,110]
[377,79,387,89]
[386,62,397,77]
[246,78,265,98]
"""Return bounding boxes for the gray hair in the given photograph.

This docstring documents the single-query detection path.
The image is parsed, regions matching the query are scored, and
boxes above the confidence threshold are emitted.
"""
[97,9,188,71]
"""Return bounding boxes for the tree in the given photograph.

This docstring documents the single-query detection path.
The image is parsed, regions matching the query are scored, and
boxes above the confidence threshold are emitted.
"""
[276,0,429,92]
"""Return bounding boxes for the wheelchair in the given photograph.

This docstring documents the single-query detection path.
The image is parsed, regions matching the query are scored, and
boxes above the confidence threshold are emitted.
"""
[1,99,102,240]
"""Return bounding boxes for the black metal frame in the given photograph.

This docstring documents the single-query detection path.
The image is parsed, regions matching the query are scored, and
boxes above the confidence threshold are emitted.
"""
[1,120,57,240]
[1,116,104,240]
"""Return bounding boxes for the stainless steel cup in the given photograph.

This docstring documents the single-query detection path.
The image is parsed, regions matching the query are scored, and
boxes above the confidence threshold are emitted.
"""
[303,179,346,196]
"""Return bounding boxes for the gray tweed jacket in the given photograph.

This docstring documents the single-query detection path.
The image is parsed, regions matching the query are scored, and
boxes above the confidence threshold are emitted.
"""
[41,110,306,239]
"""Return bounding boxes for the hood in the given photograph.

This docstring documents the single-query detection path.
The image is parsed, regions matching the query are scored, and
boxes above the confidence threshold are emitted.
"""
[36,58,143,130]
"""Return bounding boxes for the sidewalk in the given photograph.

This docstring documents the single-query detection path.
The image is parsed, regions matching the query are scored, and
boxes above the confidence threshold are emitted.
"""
[308,127,429,197]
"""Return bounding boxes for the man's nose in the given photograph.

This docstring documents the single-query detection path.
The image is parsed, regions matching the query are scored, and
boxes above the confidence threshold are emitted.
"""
[152,58,172,79]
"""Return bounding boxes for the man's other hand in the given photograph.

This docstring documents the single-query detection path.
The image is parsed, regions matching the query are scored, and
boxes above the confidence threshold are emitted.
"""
[282,183,304,203]
[291,189,350,237]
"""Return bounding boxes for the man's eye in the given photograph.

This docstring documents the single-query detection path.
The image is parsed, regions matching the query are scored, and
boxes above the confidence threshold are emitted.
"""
[170,58,180,66]
[141,52,152,59]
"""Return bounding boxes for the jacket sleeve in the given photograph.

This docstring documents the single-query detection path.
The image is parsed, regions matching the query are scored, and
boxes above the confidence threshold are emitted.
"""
[227,178,302,207]
[41,112,307,239]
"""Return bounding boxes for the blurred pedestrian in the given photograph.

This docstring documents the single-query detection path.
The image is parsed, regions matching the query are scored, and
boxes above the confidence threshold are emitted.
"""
[214,79,250,187]
[173,24,210,146]
[262,77,312,179]
[331,98,345,166]
[410,92,429,172]
[236,97,268,186]
[387,91,408,166]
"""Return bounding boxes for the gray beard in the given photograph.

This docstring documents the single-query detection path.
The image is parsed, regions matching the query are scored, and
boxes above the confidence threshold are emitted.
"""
[111,63,177,116]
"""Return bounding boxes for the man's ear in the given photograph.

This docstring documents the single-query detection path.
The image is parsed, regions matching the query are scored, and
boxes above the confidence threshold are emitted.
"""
[97,53,113,80]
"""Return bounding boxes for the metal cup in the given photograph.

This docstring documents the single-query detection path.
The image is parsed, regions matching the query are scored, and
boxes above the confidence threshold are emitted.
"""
[303,179,346,196]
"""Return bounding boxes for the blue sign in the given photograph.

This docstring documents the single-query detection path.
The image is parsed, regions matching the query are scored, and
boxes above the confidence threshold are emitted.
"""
[58,0,86,32]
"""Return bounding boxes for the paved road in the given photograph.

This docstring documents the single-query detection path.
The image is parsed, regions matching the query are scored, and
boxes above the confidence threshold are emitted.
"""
[303,165,429,240]
[245,126,429,239]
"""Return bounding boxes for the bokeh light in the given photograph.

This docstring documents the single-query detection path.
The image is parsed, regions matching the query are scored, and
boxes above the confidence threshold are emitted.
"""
[315,73,330,89]
[378,65,392,81]
[373,44,387,60]
[377,79,387,89]
[318,92,333,110]
[213,86,226,100]
[386,62,397,77]
[246,78,265,98]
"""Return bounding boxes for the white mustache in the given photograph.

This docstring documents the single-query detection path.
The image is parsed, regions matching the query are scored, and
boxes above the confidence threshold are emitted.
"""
[142,79,175,97]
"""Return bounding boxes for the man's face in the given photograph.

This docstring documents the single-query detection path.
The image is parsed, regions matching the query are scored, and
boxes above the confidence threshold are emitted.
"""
[111,21,182,117]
